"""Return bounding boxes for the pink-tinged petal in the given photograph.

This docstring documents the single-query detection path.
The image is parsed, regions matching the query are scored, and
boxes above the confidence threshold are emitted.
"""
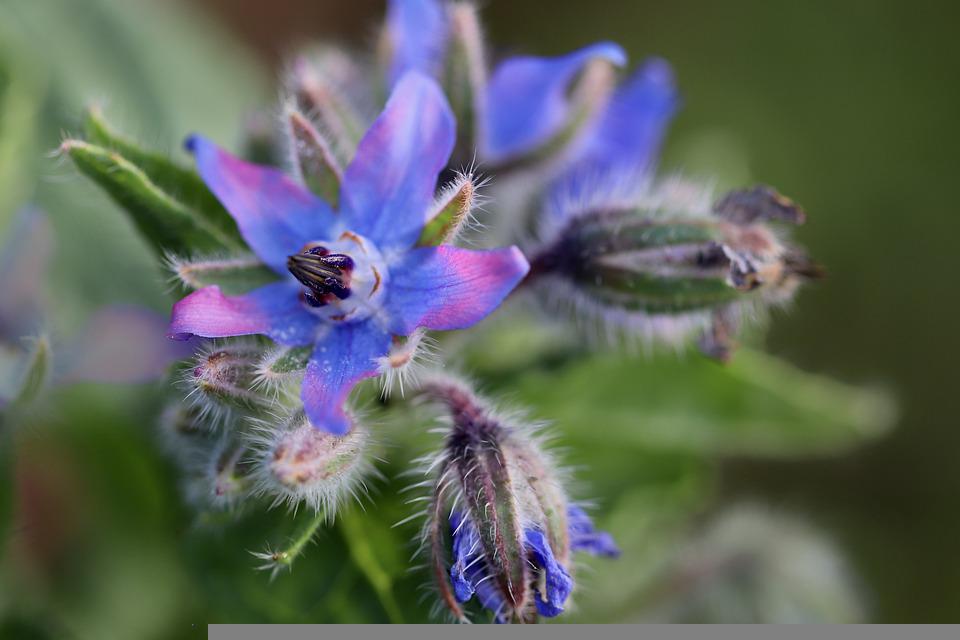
[341,72,455,250]
[187,135,337,273]
[169,282,317,346]
[385,0,448,87]
[60,306,194,384]
[301,321,391,435]
[385,245,529,334]
[483,42,626,163]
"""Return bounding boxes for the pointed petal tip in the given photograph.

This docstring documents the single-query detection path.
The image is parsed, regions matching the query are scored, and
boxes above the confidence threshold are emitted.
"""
[591,40,629,67]
[183,134,200,154]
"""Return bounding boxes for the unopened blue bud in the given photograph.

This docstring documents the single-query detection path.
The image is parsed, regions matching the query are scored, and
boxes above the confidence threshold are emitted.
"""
[418,376,617,623]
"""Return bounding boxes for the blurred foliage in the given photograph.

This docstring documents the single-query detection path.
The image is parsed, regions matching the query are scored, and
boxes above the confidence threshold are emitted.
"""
[1,0,943,633]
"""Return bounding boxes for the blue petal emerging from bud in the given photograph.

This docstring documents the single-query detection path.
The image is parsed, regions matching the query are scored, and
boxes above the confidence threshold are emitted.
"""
[448,506,615,620]
[524,528,573,617]
[568,505,621,557]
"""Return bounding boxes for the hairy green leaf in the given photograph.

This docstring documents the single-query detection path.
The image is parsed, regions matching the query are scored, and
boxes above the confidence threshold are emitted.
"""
[64,139,244,255]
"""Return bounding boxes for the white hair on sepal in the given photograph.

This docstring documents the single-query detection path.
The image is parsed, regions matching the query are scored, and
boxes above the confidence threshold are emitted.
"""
[162,250,268,296]
[176,338,266,429]
[181,435,251,512]
[538,169,718,249]
[529,273,716,356]
[251,344,311,399]
[376,328,440,398]
[424,163,492,247]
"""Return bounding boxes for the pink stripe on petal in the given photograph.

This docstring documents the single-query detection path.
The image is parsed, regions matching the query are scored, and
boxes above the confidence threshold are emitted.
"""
[301,321,391,435]
[341,72,455,250]
[168,283,317,346]
[385,245,530,335]
[188,135,337,273]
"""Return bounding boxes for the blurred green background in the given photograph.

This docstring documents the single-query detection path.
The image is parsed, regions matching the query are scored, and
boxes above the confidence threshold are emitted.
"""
[0,0,956,634]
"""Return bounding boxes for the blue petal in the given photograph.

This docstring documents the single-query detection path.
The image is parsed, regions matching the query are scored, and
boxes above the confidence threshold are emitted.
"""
[340,72,455,251]
[385,0,448,87]
[186,135,338,274]
[448,511,510,623]
[449,510,481,602]
[384,245,529,335]
[564,57,678,181]
[301,320,391,435]
[524,528,574,617]
[567,505,621,557]
[483,42,626,163]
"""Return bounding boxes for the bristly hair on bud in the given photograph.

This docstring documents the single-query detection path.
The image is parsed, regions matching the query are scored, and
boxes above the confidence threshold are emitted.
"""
[526,174,823,360]
[417,169,489,247]
[409,373,618,624]
[180,339,267,425]
[247,408,376,516]
[284,47,370,161]
[376,328,439,398]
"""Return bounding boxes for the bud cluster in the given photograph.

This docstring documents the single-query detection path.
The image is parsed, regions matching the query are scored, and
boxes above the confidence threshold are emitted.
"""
[160,337,375,516]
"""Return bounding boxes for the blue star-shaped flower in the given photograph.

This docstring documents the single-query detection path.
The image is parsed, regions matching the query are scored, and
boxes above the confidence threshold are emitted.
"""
[169,72,529,434]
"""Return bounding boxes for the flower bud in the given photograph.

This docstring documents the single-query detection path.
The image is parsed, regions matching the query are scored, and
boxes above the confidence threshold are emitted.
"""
[157,402,217,461]
[250,409,373,514]
[184,438,251,510]
[529,179,821,359]
[417,376,617,623]
[183,341,265,422]
[286,48,367,158]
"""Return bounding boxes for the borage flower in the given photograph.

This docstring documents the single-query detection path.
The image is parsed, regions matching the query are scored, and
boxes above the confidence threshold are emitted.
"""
[169,73,529,434]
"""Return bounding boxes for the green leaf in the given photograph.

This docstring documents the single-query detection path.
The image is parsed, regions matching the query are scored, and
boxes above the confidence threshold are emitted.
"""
[506,347,896,457]
[168,254,277,295]
[0,34,44,230]
[83,106,245,247]
[63,139,245,256]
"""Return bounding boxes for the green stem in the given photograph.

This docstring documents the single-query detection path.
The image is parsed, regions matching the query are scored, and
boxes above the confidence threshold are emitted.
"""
[338,510,405,624]
[273,509,326,570]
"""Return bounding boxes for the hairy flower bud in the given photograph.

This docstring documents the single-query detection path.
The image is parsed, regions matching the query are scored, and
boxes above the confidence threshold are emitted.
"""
[183,341,265,422]
[416,376,618,623]
[184,438,251,510]
[250,409,374,514]
[529,179,822,359]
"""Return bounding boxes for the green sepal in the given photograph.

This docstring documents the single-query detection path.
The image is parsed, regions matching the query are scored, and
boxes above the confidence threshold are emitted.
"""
[168,254,278,295]
[254,346,312,390]
[417,176,474,247]
[285,107,342,208]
